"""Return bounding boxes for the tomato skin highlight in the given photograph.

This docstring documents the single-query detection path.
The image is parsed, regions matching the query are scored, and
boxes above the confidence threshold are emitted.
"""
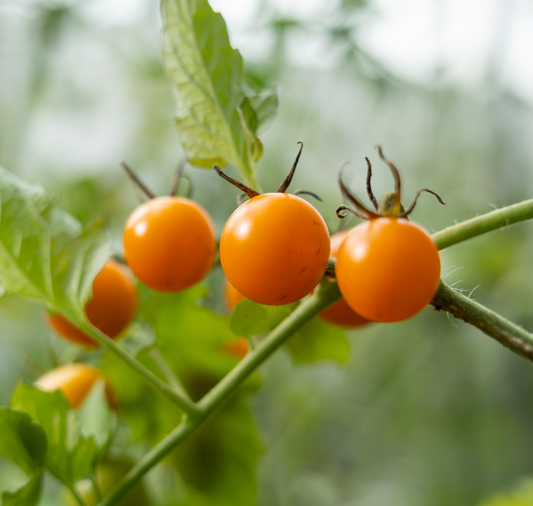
[335,217,441,323]
[220,193,330,306]
[123,196,216,292]
[48,259,138,347]
[34,363,115,409]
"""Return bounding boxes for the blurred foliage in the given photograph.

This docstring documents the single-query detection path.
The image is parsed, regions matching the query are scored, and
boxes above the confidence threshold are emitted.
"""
[479,479,533,506]
[1,0,533,505]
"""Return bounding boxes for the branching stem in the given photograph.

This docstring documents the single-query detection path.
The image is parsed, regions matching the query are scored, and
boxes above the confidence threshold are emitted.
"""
[69,318,201,418]
[98,281,342,506]
[97,198,533,506]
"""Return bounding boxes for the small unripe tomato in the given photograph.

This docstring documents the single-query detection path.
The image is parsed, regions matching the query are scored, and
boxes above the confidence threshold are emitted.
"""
[123,196,216,292]
[48,259,138,347]
[319,229,370,328]
[220,193,330,306]
[34,363,115,409]
[335,217,440,323]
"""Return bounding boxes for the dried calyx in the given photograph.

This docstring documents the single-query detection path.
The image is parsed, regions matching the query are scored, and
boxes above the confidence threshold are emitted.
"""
[214,142,322,203]
[336,145,445,221]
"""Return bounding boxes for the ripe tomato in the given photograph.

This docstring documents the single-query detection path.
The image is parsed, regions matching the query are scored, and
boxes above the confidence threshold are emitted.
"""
[222,337,250,358]
[316,230,370,328]
[319,297,370,328]
[335,217,440,323]
[48,259,138,347]
[34,363,115,409]
[220,193,330,306]
[223,278,244,312]
[123,196,216,292]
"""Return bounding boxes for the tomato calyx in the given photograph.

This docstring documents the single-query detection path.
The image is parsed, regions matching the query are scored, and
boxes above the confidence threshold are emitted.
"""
[214,142,308,199]
[121,158,193,199]
[336,145,445,221]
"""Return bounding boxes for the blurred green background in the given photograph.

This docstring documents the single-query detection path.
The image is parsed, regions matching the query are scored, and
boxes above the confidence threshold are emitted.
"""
[1,0,533,504]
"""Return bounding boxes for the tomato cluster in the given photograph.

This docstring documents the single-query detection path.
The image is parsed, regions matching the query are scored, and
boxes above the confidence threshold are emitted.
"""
[42,146,443,408]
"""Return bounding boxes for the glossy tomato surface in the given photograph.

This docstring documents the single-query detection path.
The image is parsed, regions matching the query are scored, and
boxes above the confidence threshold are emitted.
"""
[48,259,138,347]
[335,217,440,323]
[34,363,114,409]
[220,193,330,306]
[123,196,216,292]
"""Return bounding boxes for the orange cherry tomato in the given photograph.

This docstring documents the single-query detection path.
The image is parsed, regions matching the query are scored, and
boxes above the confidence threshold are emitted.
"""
[223,278,244,312]
[123,196,216,292]
[317,229,370,328]
[222,337,250,358]
[221,282,249,358]
[48,259,138,347]
[319,298,370,327]
[34,363,115,409]
[220,193,330,306]
[335,217,440,323]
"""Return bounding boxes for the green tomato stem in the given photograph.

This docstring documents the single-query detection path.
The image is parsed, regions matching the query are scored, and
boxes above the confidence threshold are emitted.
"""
[99,199,533,506]
[431,199,533,250]
[197,280,342,413]
[149,348,192,402]
[98,416,197,506]
[431,280,533,360]
[69,484,89,506]
[98,282,342,506]
[72,318,201,418]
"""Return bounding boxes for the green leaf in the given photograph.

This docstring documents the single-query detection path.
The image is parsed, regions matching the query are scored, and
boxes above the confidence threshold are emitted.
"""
[162,0,275,188]
[248,89,279,134]
[285,318,350,364]
[102,286,261,504]
[100,350,182,446]
[230,299,270,338]
[148,286,247,382]
[0,167,111,319]
[78,381,116,454]
[172,396,261,506]
[0,408,47,506]
[100,286,246,446]
[11,383,99,487]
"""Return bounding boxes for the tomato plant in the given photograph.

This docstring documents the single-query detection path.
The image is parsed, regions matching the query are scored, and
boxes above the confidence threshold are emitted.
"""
[48,259,138,347]
[1,1,533,506]
[123,196,216,292]
[34,363,115,409]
